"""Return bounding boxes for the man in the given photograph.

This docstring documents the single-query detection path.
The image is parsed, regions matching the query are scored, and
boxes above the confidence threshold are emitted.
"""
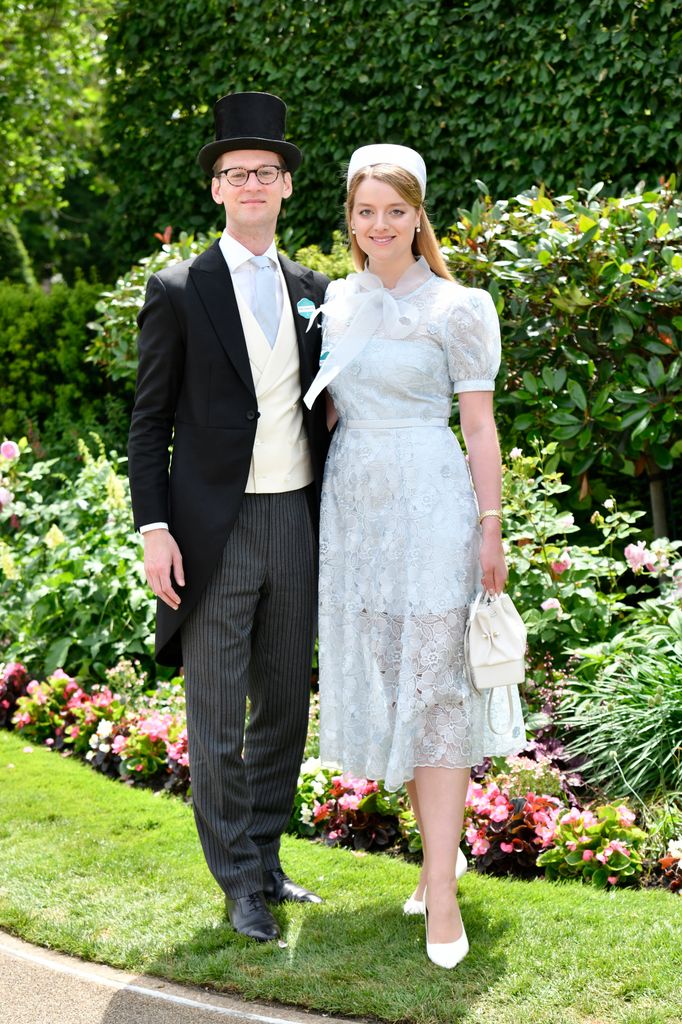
[128,92,329,942]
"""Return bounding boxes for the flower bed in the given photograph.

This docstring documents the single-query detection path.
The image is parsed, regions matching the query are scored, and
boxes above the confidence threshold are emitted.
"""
[2,659,680,893]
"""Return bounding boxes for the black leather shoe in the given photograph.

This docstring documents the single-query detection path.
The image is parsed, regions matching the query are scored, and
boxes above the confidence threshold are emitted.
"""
[225,891,280,941]
[262,868,323,904]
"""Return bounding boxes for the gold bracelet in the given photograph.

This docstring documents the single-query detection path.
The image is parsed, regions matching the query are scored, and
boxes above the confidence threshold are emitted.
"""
[479,509,503,525]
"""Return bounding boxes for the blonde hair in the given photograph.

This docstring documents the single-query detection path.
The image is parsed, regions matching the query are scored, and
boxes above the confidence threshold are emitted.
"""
[345,164,453,280]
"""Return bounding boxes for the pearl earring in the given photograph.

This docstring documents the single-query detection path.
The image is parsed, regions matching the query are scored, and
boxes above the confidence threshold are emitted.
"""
[416,224,421,233]
[351,228,356,235]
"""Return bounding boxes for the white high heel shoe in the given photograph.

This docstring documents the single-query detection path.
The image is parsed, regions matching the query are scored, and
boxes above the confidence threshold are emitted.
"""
[402,847,467,915]
[423,887,469,969]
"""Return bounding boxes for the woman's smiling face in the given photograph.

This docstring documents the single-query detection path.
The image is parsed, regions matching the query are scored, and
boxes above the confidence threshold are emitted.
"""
[350,178,421,276]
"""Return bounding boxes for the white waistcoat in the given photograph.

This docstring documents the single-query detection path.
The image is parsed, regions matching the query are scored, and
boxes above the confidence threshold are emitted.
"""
[233,276,314,493]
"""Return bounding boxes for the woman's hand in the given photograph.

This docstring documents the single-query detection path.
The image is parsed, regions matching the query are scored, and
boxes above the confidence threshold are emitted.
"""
[479,520,507,595]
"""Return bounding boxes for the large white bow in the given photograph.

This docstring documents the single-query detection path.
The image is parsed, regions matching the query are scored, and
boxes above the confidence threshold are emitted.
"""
[302,269,421,409]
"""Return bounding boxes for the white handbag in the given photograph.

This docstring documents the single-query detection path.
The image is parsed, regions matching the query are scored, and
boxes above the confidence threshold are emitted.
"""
[464,590,526,735]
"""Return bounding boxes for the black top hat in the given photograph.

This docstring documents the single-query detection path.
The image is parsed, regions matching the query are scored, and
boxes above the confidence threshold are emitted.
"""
[197,91,302,175]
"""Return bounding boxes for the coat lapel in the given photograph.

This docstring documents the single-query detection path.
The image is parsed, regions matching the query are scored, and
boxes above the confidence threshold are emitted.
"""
[279,253,318,394]
[188,240,255,396]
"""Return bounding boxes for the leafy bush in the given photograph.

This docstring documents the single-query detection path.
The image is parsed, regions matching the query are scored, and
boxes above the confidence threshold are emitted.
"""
[0,437,155,682]
[0,662,29,729]
[557,606,682,799]
[503,442,682,672]
[87,229,218,384]
[102,0,682,268]
[536,804,647,887]
[447,181,682,519]
[0,278,128,459]
[10,660,190,792]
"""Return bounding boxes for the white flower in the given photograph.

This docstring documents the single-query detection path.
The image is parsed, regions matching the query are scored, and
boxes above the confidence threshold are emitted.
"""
[97,719,114,739]
[312,781,325,797]
[668,838,682,860]
[89,733,100,749]
[85,751,95,762]
[509,447,523,459]
[299,803,313,824]
[603,498,615,510]
[300,756,321,774]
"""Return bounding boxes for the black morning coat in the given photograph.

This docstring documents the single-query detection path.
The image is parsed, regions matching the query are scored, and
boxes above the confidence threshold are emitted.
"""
[127,239,330,667]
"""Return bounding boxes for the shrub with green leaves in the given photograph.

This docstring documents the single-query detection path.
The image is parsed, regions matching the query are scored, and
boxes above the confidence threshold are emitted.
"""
[557,605,682,799]
[87,230,218,383]
[0,437,155,682]
[537,803,647,887]
[446,181,682,520]
[0,278,127,460]
[502,442,681,672]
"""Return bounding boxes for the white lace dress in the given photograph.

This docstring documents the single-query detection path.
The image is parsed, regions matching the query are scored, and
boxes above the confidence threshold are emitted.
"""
[312,257,525,792]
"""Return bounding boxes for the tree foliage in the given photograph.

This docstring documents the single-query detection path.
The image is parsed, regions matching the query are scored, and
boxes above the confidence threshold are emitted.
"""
[102,0,682,267]
[0,1,109,220]
[445,180,682,515]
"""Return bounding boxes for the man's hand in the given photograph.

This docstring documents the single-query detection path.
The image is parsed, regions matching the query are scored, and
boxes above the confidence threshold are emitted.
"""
[143,530,185,610]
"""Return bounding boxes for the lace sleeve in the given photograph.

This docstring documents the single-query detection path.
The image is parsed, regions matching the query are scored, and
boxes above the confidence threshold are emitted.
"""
[445,288,501,393]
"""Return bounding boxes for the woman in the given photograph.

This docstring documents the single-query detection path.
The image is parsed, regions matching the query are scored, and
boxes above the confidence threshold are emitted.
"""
[304,145,524,968]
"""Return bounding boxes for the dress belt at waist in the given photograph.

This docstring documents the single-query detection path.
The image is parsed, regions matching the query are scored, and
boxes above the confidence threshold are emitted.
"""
[344,417,450,429]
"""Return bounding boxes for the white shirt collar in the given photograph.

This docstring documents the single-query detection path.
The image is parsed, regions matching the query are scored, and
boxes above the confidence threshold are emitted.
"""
[219,231,279,273]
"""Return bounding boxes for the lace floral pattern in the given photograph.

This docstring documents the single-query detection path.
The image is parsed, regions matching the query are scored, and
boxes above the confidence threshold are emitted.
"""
[317,264,524,791]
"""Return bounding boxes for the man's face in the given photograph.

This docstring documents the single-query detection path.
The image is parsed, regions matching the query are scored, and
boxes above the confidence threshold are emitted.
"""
[211,149,292,237]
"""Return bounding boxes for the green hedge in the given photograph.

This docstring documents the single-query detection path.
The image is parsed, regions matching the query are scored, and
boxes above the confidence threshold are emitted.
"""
[0,281,132,458]
[102,0,682,268]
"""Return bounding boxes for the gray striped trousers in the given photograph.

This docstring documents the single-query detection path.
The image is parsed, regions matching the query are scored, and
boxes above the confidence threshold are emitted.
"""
[181,489,316,898]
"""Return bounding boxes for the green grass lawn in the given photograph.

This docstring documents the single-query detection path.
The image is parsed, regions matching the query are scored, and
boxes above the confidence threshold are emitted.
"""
[1,730,680,1024]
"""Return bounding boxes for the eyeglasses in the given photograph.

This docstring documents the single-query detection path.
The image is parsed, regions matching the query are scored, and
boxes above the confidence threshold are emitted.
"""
[214,165,284,186]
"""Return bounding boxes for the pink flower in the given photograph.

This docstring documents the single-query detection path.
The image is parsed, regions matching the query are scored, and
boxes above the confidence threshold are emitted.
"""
[0,440,20,460]
[471,836,490,856]
[112,735,127,754]
[138,713,172,743]
[606,839,630,857]
[551,550,572,575]
[0,486,12,508]
[607,876,618,885]
[624,541,656,573]
[582,849,594,861]
[490,801,511,823]
[313,800,331,823]
[338,793,361,811]
[560,808,582,825]
[616,805,636,827]
[500,841,515,853]
[541,597,561,612]
[566,841,577,852]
